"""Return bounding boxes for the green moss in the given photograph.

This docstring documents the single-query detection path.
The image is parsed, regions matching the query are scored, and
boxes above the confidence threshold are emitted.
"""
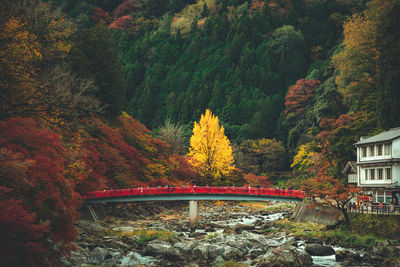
[272,219,382,248]
[206,232,219,240]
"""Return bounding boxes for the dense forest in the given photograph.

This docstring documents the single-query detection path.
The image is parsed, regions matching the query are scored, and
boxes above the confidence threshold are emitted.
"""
[1,0,400,265]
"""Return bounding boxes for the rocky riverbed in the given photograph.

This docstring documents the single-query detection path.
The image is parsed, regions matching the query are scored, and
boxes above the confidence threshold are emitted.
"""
[63,201,400,266]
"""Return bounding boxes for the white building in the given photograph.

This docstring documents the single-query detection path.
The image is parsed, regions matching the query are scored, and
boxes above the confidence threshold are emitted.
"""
[343,161,357,185]
[355,127,400,203]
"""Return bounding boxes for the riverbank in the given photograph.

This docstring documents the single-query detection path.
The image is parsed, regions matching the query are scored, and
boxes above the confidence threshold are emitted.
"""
[63,201,400,266]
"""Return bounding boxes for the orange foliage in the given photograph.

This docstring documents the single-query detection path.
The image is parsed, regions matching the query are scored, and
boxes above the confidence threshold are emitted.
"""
[109,15,133,30]
[250,0,265,11]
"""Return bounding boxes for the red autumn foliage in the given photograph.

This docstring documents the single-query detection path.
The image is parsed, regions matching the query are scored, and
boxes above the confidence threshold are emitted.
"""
[302,173,360,225]
[0,186,48,267]
[113,0,138,18]
[301,113,364,225]
[80,117,148,190]
[109,15,133,30]
[0,117,81,265]
[77,114,194,191]
[168,153,199,182]
[147,177,175,187]
[93,7,112,24]
[285,79,320,117]
[244,173,271,187]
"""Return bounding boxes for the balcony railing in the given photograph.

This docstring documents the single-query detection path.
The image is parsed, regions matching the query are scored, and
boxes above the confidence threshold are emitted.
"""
[348,203,400,215]
[348,174,357,183]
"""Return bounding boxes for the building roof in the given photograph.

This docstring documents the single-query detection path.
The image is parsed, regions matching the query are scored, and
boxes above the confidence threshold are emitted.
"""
[355,127,400,145]
[343,161,357,174]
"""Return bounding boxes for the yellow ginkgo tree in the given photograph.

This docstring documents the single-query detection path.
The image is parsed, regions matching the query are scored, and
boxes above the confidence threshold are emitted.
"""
[188,109,234,183]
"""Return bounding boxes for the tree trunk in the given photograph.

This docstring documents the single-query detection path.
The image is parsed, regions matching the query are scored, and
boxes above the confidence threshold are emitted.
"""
[341,207,351,226]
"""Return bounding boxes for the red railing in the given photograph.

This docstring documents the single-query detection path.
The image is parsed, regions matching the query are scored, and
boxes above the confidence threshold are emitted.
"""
[85,186,306,200]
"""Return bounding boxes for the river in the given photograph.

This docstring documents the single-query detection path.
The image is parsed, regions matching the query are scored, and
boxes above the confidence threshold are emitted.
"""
[64,201,364,266]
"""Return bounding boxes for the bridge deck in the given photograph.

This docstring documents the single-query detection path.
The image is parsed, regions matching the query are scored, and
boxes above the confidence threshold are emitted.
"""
[85,186,305,203]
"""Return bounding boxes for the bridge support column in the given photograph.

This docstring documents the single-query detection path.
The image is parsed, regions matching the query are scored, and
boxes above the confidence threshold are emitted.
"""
[189,200,199,225]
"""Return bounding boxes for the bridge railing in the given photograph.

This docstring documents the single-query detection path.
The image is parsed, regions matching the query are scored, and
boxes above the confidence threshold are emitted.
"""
[85,186,306,200]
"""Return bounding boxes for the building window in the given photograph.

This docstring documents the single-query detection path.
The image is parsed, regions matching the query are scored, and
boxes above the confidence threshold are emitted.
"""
[386,168,391,180]
[377,144,383,156]
[362,147,367,157]
[370,169,375,180]
[385,143,391,155]
[365,169,368,180]
[378,168,383,180]
[369,146,375,156]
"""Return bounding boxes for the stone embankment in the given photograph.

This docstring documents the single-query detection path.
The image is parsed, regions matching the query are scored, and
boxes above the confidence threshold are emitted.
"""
[63,201,400,266]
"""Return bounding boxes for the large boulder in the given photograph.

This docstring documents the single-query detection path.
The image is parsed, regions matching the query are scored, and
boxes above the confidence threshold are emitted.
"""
[305,243,335,256]
[293,202,341,225]
[256,245,312,267]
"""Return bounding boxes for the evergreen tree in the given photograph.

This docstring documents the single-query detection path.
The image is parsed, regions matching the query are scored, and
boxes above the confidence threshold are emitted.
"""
[69,23,125,119]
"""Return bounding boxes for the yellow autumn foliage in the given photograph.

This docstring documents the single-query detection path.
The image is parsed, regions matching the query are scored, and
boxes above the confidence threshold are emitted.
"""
[188,109,234,180]
[332,13,377,104]
[291,143,319,176]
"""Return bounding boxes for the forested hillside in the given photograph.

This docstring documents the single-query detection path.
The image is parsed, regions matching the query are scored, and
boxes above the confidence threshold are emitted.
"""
[1,0,400,265]
[54,0,365,143]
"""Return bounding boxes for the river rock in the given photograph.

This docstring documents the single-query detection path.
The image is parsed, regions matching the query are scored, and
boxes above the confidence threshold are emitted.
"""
[282,236,297,247]
[372,241,400,257]
[119,251,158,266]
[208,244,227,259]
[192,243,209,259]
[100,251,123,266]
[305,243,335,256]
[255,245,312,267]
[221,246,242,260]
[234,223,255,233]
[88,247,109,264]
[248,248,264,258]
[223,226,235,234]
[144,240,172,256]
[76,220,105,233]
[112,226,135,233]
[335,250,361,263]
[381,258,400,267]
[298,249,313,266]
[224,234,252,252]
[170,241,197,259]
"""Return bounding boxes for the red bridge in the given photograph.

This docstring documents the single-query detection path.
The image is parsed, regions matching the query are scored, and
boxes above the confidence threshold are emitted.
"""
[85,186,306,203]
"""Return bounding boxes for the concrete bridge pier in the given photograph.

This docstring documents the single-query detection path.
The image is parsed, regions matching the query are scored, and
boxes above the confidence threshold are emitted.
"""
[189,200,199,225]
